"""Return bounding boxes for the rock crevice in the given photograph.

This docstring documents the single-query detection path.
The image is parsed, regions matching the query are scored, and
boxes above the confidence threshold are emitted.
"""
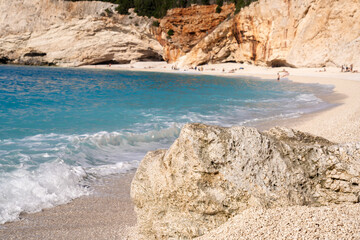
[173,0,360,68]
[131,123,360,239]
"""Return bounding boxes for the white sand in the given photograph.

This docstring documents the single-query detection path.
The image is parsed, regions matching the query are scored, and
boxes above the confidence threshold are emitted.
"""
[197,204,360,239]
[1,62,359,239]
[0,173,137,240]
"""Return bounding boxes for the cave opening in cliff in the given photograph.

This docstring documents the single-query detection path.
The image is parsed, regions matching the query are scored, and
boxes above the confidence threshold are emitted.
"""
[24,52,47,57]
[267,59,294,68]
[93,60,127,65]
[138,56,165,62]
[0,57,10,64]
[137,50,165,62]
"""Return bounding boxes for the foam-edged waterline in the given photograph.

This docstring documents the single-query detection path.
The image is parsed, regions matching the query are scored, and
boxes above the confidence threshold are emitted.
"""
[0,127,181,224]
[0,161,88,224]
[0,66,336,224]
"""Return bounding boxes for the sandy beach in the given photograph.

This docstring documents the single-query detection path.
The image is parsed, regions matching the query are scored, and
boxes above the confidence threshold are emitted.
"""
[0,172,137,240]
[1,62,360,239]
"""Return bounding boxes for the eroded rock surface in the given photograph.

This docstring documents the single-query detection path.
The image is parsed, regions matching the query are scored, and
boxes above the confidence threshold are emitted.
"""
[153,4,235,63]
[2,0,359,68]
[0,0,163,66]
[175,0,360,67]
[131,123,360,239]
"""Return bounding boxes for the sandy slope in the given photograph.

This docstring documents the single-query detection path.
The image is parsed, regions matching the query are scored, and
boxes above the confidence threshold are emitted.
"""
[0,173,136,240]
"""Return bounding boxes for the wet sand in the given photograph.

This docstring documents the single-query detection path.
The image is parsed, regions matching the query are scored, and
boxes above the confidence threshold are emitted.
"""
[0,172,136,240]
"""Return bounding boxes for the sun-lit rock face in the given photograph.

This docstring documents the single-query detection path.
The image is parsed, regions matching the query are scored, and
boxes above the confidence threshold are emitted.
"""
[233,0,360,67]
[131,123,360,239]
[173,0,360,68]
[0,0,163,66]
[1,0,358,68]
[153,4,235,63]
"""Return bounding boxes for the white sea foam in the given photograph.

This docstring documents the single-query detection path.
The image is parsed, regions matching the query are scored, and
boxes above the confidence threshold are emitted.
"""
[70,125,180,148]
[0,161,88,224]
[239,112,303,125]
[0,126,182,224]
[86,161,139,176]
[42,153,51,158]
[295,93,322,103]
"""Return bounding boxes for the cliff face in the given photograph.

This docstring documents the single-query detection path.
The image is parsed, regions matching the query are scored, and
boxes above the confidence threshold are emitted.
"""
[173,0,360,68]
[131,123,360,239]
[153,4,235,63]
[0,0,358,68]
[0,0,163,66]
[234,0,360,67]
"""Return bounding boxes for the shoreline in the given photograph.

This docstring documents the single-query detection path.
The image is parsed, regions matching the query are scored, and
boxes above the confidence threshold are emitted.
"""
[284,74,360,143]
[81,61,360,143]
[0,172,137,240]
[1,62,360,239]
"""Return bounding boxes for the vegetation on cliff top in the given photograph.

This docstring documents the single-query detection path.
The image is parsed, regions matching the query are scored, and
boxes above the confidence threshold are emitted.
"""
[66,0,257,18]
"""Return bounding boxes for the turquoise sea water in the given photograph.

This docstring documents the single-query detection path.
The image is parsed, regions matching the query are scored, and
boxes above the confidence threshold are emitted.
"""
[0,65,333,224]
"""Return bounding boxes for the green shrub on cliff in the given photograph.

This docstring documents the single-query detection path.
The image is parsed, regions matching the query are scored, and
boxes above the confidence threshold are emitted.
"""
[216,0,223,7]
[216,5,222,13]
[216,0,223,13]
[167,29,175,37]
[201,0,210,5]
[152,20,160,27]
[133,0,171,18]
[115,0,134,14]
[232,0,257,13]
[65,0,258,18]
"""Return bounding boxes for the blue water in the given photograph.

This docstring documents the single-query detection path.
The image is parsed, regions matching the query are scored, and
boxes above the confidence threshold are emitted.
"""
[0,65,333,224]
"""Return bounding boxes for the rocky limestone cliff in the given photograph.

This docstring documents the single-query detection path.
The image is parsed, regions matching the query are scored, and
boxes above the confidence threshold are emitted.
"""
[131,123,360,239]
[153,4,235,63]
[173,0,360,68]
[0,0,163,66]
[1,0,358,68]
